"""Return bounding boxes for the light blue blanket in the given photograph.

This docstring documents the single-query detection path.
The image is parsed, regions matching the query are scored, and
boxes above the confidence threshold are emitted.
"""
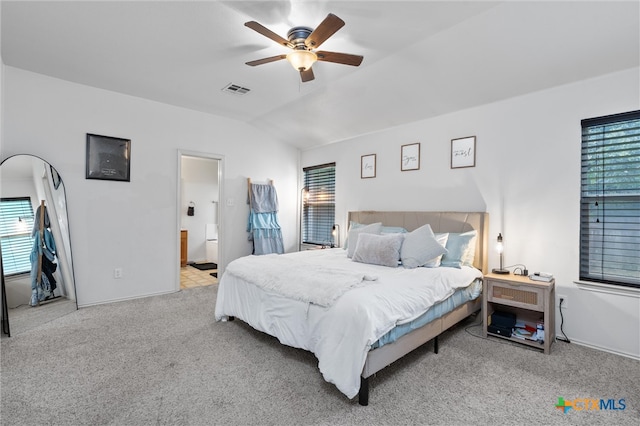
[248,183,284,254]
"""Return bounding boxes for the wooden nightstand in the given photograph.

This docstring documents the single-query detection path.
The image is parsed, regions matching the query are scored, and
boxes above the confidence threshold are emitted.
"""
[482,273,555,354]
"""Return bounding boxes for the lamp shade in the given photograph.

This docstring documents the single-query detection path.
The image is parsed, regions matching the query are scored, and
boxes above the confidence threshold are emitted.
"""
[496,233,504,254]
[287,50,317,71]
[492,233,509,274]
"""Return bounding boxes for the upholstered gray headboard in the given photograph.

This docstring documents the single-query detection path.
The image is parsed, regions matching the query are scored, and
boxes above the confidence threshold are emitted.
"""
[347,211,489,274]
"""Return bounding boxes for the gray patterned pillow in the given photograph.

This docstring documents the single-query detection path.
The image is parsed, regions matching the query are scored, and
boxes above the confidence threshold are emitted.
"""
[352,233,404,267]
[346,222,382,258]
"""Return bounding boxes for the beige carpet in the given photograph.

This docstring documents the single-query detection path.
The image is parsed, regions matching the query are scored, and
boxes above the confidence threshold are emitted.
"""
[4,297,77,336]
[1,284,638,425]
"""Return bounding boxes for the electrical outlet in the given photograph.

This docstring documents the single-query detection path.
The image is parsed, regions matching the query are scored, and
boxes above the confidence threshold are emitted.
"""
[114,268,123,279]
[558,294,568,309]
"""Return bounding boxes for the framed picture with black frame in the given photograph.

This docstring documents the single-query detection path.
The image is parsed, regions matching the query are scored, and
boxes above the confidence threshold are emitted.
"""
[401,142,420,171]
[86,133,131,181]
[451,136,476,169]
[361,154,376,179]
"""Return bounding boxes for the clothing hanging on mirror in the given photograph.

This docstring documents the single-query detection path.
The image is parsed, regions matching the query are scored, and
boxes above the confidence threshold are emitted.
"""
[29,202,59,307]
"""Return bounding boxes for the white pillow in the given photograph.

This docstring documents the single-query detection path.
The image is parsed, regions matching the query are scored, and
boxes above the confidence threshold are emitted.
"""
[347,222,382,258]
[352,233,404,268]
[400,224,449,269]
[423,233,450,268]
[462,231,478,267]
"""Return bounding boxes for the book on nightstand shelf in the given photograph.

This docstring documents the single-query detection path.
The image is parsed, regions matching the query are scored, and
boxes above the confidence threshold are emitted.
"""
[529,272,554,282]
[513,320,543,341]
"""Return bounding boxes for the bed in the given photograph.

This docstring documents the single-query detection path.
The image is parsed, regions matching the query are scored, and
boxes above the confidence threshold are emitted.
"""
[215,211,489,405]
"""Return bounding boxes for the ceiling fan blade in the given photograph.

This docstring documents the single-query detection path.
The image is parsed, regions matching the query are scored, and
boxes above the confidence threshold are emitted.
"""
[245,21,292,48]
[305,13,345,49]
[246,55,287,66]
[315,51,363,67]
[300,68,315,82]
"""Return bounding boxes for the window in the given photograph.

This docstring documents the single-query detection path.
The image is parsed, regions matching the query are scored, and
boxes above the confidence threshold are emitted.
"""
[0,197,35,276]
[580,110,640,288]
[302,163,336,247]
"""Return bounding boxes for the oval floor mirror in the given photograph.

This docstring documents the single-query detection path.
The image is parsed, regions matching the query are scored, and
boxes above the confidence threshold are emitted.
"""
[0,155,77,337]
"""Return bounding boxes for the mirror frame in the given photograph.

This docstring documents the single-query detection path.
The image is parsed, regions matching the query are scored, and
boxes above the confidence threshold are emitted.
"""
[0,154,78,337]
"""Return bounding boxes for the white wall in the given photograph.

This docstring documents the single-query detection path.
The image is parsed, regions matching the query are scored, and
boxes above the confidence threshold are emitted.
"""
[2,62,638,358]
[2,67,299,307]
[302,68,640,359]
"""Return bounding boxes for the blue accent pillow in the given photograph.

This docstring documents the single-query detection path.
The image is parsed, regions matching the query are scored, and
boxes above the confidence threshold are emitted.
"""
[400,224,449,269]
[381,226,409,235]
[440,230,477,268]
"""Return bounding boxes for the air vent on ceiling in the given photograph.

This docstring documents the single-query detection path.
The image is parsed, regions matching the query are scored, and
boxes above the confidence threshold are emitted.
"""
[222,83,251,96]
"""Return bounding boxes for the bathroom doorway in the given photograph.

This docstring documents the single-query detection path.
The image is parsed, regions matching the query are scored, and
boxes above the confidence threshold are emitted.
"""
[177,151,223,291]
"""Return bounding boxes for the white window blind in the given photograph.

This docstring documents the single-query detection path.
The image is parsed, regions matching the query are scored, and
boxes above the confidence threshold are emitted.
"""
[302,163,336,246]
[580,110,640,288]
[0,197,35,276]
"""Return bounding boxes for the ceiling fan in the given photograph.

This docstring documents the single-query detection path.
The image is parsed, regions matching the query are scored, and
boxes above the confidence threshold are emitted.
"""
[244,13,363,82]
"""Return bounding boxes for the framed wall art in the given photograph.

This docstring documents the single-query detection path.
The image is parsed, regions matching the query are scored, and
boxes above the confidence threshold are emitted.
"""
[401,143,420,171]
[451,136,476,169]
[361,154,376,179]
[86,133,131,181]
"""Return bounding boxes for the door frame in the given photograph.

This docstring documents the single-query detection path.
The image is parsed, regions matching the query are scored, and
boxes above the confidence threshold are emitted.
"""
[176,150,225,291]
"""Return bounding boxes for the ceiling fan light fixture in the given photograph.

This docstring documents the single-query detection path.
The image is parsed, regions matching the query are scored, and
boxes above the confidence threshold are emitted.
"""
[245,14,361,82]
[287,50,317,71]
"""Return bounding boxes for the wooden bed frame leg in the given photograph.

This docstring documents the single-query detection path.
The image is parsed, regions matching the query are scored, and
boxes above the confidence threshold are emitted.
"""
[434,336,439,354]
[359,376,369,406]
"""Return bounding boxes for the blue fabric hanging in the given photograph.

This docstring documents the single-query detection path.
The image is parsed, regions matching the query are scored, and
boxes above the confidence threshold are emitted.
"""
[29,227,57,306]
[247,182,284,255]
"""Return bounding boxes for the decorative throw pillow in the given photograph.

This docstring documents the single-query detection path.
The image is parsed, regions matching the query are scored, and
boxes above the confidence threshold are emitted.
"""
[381,226,408,235]
[344,222,407,250]
[440,230,477,268]
[352,233,404,268]
[461,231,478,267]
[423,233,450,268]
[400,224,449,269]
[347,222,382,258]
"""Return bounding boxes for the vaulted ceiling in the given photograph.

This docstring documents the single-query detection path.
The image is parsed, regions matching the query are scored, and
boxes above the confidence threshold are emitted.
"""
[2,1,638,150]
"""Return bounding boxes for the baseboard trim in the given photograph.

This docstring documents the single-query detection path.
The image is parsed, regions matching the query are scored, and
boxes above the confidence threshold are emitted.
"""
[77,289,178,308]
[564,337,640,361]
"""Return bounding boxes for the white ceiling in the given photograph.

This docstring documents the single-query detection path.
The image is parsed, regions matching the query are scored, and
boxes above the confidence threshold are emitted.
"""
[2,1,639,150]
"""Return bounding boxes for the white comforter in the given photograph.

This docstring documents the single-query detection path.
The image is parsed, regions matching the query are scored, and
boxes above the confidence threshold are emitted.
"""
[226,254,378,307]
[214,248,482,399]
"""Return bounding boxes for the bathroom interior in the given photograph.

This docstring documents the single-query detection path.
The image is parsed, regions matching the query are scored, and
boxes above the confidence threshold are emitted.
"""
[180,155,220,289]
